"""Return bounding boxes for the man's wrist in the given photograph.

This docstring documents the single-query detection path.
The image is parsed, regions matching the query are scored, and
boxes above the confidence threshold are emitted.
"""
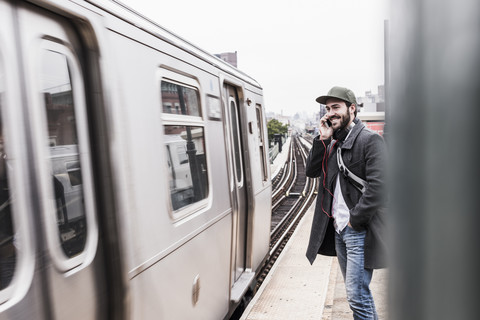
[319,134,331,140]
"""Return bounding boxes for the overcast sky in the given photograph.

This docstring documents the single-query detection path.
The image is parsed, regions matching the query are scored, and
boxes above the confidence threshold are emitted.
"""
[119,0,388,116]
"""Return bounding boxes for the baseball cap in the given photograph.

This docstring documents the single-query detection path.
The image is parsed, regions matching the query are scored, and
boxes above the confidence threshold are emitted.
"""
[316,86,357,105]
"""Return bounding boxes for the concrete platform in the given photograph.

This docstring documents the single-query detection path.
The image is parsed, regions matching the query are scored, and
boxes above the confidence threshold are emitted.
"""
[323,259,388,320]
[240,204,388,320]
[270,137,291,179]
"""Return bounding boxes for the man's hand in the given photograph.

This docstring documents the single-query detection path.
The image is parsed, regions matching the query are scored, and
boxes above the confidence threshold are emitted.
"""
[319,115,333,140]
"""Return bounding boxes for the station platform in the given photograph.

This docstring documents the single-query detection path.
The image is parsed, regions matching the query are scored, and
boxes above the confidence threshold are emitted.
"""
[240,203,388,320]
[270,137,291,180]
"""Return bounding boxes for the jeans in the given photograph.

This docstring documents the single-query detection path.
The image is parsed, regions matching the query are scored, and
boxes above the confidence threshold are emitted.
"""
[335,226,378,320]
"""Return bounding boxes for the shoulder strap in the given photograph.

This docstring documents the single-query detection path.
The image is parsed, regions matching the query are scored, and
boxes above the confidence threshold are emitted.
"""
[336,147,367,194]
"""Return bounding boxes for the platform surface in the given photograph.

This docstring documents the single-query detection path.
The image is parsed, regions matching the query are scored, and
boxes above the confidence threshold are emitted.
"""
[240,204,388,320]
[270,137,291,179]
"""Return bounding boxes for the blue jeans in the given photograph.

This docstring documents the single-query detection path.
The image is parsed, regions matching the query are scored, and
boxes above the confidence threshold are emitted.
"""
[335,226,378,320]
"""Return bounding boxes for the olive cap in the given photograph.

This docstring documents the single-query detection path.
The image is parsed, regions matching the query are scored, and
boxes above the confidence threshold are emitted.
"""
[316,86,357,105]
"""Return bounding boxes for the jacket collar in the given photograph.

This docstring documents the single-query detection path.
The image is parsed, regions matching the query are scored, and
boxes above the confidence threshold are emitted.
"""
[338,118,365,150]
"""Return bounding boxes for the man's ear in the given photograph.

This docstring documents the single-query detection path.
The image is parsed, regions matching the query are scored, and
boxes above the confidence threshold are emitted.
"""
[350,104,356,115]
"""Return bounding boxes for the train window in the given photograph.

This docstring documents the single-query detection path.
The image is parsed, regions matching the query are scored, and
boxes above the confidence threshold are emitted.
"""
[164,125,208,211]
[161,81,200,117]
[160,77,209,215]
[41,50,87,258]
[256,105,268,181]
[230,100,243,185]
[0,63,16,291]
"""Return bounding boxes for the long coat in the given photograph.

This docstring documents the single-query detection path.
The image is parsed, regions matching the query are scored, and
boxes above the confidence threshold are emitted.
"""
[305,119,387,269]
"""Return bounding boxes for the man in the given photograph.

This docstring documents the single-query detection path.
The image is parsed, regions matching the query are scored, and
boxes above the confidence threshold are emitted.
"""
[305,86,386,320]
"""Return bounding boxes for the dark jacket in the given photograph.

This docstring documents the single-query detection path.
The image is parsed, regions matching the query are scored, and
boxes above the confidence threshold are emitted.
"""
[305,119,387,269]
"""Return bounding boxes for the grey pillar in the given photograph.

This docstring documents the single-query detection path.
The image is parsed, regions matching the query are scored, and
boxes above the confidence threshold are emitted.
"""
[389,1,480,319]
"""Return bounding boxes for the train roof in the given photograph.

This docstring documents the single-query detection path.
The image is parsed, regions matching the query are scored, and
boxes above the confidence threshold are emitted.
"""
[84,0,262,90]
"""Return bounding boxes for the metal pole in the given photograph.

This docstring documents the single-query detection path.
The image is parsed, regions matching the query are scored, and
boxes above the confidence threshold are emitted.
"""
[390,1,480,319]
[176,86,203,200]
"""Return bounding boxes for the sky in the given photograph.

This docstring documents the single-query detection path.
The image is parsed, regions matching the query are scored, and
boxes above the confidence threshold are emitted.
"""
[119,0,388,117]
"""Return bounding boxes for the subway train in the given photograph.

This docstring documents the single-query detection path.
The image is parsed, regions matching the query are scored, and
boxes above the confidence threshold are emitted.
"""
[0,0,272,319]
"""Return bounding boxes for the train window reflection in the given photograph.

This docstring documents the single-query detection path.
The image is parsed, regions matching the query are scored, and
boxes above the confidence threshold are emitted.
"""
[256,105,268,181]
[66,161,82,186]
[0,66,16,290]
[41,50,87,258]
[230,101,243,184]
[161,81,200,116]
[164,125,208,211]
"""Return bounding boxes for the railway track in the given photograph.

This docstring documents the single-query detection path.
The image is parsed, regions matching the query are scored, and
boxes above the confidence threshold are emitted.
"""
[229,134,316,320]
[254,134,317,292]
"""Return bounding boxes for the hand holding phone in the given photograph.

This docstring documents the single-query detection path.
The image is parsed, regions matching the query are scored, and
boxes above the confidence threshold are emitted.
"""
[319,116,333,139]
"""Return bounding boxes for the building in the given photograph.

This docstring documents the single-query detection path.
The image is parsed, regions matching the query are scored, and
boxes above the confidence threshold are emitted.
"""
[214,52,237,68]
[357,85,385,112]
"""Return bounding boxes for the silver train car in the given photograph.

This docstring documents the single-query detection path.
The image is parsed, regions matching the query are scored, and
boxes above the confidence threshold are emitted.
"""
[0,0,272,319]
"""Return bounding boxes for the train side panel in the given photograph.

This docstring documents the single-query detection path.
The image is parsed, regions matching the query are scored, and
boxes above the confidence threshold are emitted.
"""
[0,1,43,319]
[1,1,111,319]
[102,12,234,319]
[0,0,272,319]
[242,88,272,272]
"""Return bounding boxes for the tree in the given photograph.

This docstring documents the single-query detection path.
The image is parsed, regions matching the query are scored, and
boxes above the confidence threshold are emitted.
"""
[267,119,288,146]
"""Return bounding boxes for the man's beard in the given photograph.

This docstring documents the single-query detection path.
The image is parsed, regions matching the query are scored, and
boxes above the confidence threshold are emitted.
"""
[336,110,351,131]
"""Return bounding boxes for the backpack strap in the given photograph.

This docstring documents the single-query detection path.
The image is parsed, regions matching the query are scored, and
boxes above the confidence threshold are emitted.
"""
[336,147,367,194]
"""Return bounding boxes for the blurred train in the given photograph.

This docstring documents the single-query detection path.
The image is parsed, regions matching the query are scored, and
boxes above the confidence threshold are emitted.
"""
[0,0,272,319]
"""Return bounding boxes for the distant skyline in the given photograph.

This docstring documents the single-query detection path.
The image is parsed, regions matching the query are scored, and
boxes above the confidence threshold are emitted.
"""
[119,0,389,116]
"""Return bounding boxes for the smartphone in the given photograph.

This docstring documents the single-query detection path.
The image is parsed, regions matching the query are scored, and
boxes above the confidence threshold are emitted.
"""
[325,119,332,127]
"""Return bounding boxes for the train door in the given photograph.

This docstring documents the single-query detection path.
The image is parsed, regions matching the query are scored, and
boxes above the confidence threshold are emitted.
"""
[224,85,249,286]
[1,3,108,319]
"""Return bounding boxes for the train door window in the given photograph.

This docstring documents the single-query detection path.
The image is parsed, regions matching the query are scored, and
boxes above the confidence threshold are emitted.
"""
[42,49,87,259]
[229,98,243,186]
[160,78,208,216]
[39,45,97,270]
[256,105,268,181]
[0,61,16,292]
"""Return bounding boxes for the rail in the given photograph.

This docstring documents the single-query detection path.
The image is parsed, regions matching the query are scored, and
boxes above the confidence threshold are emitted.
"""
[254,134,317,293]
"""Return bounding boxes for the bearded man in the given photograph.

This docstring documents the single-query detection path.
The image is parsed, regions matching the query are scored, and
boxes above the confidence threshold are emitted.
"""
[305,86,387,320]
